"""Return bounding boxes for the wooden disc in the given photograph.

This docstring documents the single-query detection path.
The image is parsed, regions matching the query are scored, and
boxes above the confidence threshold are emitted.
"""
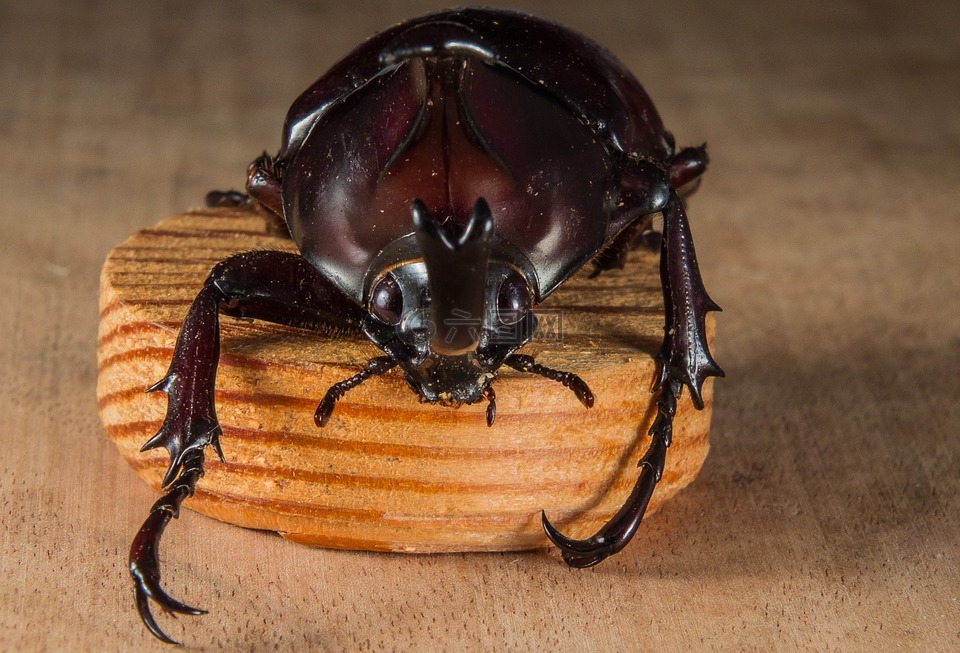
[97,209,715,553]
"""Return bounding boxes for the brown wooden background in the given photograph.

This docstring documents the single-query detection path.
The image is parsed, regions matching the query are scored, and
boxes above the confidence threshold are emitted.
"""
[2,0,958,650]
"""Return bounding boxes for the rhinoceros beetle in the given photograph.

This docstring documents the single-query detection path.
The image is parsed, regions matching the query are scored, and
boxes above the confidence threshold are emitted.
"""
[128,7,722,644]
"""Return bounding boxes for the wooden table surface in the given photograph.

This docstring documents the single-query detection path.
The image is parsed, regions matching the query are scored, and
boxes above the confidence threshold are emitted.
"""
[2,1,957,650]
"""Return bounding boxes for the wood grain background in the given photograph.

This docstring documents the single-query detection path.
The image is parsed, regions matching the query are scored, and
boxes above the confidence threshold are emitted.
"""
[1,0,958,650]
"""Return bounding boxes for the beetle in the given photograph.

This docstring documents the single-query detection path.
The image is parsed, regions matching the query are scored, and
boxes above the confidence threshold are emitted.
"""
[128,7,722,644]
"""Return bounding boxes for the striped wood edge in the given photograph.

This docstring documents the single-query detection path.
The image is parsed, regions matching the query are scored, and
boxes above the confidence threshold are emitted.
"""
[97,209,715,553]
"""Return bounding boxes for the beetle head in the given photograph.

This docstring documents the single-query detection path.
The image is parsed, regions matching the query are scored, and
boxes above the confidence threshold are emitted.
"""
[362,198,537,406]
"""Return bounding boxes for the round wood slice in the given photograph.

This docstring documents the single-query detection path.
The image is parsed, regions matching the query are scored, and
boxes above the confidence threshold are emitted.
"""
[97,209,715,553]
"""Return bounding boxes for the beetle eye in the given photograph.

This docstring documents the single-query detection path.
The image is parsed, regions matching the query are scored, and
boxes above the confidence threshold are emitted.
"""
[370,275,403,326]
[496,274,531,325]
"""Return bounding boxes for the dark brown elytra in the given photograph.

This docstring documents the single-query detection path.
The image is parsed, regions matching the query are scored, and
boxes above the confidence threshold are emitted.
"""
[129,7,722,644]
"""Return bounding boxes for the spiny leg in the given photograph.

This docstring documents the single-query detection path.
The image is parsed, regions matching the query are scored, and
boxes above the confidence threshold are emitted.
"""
[653,190,723,407]
[314,356,397,427]
[504,353,594,408]
[131,250,364,643]
[543,186,722,567]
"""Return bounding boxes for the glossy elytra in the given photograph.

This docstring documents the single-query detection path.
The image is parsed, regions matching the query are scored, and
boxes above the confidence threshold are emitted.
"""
[129,7,723,644]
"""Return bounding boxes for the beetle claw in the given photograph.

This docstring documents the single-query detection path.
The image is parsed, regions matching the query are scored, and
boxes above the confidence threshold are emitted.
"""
[133,575,207,647]
[129,450,207,644]
[542,380,677,568]
[134,584,181,646]
[541,511,619,568]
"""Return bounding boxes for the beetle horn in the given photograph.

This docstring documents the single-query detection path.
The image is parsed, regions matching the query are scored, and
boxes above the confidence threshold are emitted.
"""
[412,198,493,355]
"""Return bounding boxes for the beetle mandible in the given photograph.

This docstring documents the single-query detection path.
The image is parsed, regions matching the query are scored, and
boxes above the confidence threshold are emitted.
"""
[128,7,723,644]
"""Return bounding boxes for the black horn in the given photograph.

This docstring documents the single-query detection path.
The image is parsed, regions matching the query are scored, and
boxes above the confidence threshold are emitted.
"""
[412,198,493,354]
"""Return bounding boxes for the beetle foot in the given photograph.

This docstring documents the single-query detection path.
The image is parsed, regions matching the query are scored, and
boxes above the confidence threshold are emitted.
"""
[130,449,208,645]
[315,356,397,427]
[504,353,594,408]
[542,379,677,567]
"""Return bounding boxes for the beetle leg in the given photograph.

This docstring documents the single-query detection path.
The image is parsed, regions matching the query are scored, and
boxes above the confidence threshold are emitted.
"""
[133,250,364,643]
[141,251,364,486]
[204,189,251,209]
[504,353,594,408]
[594,145,710,278]
[205,187,288,238]
[589,216,656,277]
[245,151,286,232]
[130,449,208,645]
[542,377,679,567]
[205,152,288,236]
[669,144,709,190]
[654,189,723,408]
[544,188,721,566]
[314,356,398,427]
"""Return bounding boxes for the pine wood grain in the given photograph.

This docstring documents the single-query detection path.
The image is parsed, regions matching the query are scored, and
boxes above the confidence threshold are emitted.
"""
[97,210,714,552]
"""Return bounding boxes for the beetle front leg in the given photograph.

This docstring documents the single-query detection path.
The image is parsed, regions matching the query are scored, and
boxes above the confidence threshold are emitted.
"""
[131,250,363,644]
[544,189,722,567]
[654,189,724,408]
[130,449,207,644]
